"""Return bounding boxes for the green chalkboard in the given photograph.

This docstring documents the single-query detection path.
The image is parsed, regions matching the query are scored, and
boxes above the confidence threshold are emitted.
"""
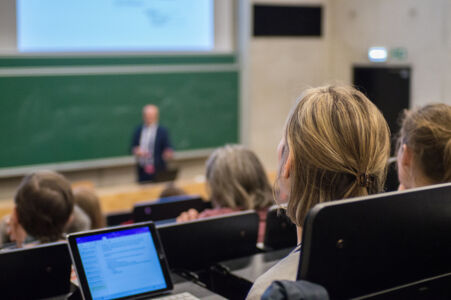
[0,70,239,168]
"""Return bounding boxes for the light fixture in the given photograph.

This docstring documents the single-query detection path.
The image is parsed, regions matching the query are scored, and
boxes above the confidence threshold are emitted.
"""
[368,47,387,62]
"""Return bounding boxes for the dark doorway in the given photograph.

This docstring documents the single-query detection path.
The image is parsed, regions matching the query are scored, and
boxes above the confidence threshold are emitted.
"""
[353,66,411,191]
[353,66,411,145]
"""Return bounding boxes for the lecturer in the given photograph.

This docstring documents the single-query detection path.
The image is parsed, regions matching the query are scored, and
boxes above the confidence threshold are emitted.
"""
[131,105,173,183]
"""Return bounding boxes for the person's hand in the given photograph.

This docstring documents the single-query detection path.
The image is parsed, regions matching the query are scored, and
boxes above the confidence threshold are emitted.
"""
[7,211,27,248]
[176,209,199,222]
[163,149,174,161]
[133,147,149,158]
[398,184,406,191]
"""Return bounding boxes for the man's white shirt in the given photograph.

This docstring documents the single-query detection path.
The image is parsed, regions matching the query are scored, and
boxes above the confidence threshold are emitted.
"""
[138,123,157,166]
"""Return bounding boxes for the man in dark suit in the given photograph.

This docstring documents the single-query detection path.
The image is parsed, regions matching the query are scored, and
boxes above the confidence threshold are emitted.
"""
[131,105,173,183]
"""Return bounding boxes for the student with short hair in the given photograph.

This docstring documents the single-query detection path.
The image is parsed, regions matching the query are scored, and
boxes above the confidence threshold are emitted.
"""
[7,171,74,247]
[396,103,451,189]
[177,145,273,242]
[158,183,187,199]
[246,85,391,299]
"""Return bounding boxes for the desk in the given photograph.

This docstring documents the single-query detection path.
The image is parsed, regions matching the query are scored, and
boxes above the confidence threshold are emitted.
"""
[172,274,226,300]
[45,274,225,300]
[208,248,293,299]
[219,247,292,283]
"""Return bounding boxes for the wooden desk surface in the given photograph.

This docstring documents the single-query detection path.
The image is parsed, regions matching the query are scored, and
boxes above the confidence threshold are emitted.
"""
[0,179,208,218]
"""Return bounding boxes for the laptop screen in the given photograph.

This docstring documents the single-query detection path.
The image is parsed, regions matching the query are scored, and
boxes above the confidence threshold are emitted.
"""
[75,226,167,300]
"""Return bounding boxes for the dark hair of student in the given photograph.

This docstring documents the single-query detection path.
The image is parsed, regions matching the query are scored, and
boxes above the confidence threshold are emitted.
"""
[15,171,74,243]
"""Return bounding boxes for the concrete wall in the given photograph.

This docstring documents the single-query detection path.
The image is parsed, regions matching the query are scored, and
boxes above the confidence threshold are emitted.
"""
[248,0,451,171]
[329,0,451,107]
[0,0,16,53]
[247,0,332,170]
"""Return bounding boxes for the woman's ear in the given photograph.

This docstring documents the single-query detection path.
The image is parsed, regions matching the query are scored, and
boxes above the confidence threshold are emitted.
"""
[400,144,413,168]
[397,144,414,190]
[64,213,75,231]
[282,153,292,179]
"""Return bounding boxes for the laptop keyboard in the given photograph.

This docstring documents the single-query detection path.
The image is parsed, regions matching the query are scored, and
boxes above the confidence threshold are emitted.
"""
[154,292,200,300]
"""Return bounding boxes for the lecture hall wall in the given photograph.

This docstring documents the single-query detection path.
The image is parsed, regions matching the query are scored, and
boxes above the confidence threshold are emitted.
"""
[329,0,451,108]
[1,0,451,198]
[250,0,451,171]
[248,0,332,170]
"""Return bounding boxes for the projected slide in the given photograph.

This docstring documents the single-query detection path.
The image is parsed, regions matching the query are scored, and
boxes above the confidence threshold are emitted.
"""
[17,0,214,52]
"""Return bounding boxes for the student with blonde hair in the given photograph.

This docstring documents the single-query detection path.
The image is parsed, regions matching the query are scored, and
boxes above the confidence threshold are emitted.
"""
[177,145,273,242]
[396,103,451,190]
[246,85,391,299]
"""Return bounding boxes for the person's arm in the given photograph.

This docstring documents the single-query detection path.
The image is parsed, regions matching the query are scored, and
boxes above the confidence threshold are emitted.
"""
[131,126,140,154]
[176,209,200,222]
[162,127,174,161]
[131,126,149,158]
[133,147,149,158]
[163,148,174,161]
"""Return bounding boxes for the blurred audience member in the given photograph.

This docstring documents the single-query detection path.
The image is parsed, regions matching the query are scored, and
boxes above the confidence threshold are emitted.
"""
[177,145,273,242]
[73,188,106,229]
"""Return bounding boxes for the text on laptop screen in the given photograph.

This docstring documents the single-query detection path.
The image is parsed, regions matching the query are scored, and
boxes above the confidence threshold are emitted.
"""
[76,226,166,300]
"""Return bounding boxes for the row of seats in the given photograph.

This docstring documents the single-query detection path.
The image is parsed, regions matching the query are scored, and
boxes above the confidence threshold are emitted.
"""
[0,208,292,299]
[107,194,297,251]
[269,183,451,299]
[3,183,451,299]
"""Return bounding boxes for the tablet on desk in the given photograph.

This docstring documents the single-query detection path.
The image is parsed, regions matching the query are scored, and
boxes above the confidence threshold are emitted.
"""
[67,222,199,300]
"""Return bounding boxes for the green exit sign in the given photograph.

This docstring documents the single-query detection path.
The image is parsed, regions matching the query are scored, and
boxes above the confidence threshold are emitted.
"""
[390,48,408,61]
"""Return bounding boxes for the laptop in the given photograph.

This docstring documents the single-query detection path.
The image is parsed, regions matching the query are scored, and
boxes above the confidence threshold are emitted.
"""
[67,222,199,300]
[106,210,133,227]
[0,241,72,299]
[133,195,208,223]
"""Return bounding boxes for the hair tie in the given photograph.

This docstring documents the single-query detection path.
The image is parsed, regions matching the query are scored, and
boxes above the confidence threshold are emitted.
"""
[357,173,374,188]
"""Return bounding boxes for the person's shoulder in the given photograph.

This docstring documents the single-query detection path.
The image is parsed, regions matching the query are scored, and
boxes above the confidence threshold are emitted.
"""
[246,249,300,300]
[133,125,144,135]
[157,125,169,132]
[157,126,170,138]
[65,205,91,234]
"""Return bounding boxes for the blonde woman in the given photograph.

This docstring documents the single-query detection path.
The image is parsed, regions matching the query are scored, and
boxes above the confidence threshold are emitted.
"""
[246,85,391,299]
[396,103,451,190]
[177,145,274,242]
